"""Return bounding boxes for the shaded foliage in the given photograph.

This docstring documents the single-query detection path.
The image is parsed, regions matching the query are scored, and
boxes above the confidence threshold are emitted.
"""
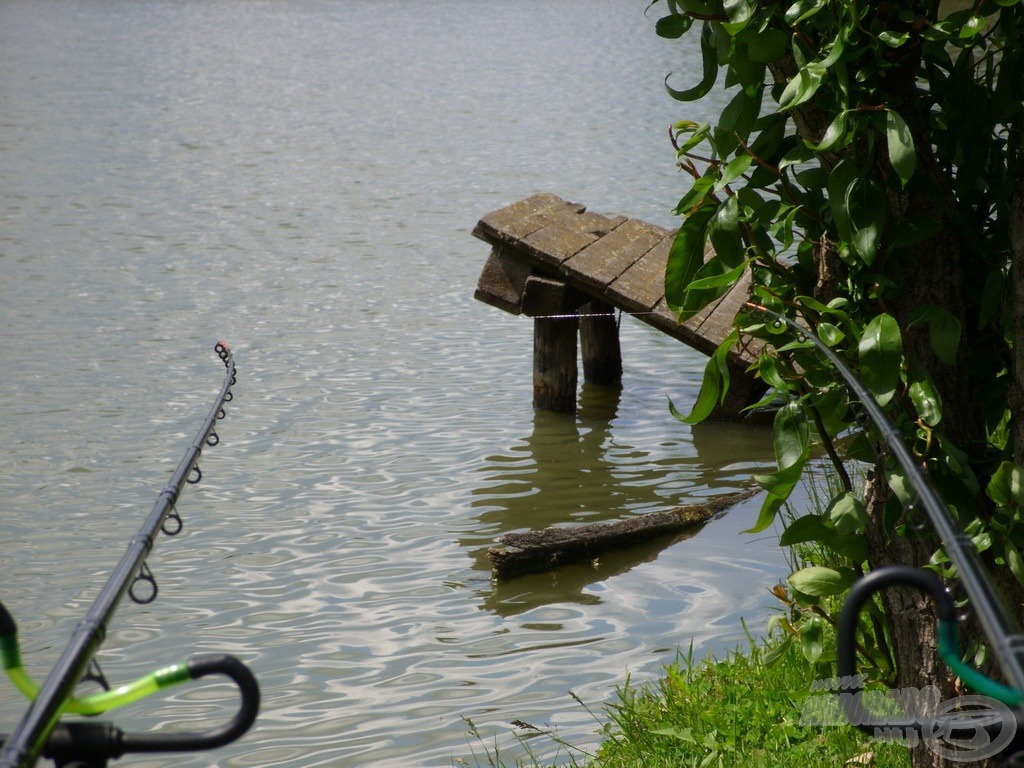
[654,1,1024,762]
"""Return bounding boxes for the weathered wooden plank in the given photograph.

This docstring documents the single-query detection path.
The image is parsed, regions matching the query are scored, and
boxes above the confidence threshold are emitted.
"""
[643,298,720,355]
[604,230,674,314]
[561,218,666,293]
[473,246,532,315]
[473,193,585,246]
[519,210,626,269]
[520,275,587,318]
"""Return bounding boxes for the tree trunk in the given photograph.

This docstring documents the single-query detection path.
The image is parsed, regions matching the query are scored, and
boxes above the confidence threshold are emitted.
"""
[1010,177,1024,461]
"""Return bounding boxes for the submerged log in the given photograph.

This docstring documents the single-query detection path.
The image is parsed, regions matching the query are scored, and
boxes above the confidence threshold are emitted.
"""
[487,488,758,579]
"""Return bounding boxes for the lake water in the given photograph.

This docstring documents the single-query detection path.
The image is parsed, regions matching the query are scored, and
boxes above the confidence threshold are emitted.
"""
[0,2,794,766]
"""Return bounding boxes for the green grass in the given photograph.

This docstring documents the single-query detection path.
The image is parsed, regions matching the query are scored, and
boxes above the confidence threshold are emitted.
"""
[460,633,912,767]
[588,635,910,768]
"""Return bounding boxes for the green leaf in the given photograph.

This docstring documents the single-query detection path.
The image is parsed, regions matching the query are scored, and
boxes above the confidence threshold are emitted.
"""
[686,259,748,291]
[674,330,739,424]
[674,173,716,215]
[886,110,916,186]
[761,634,793,666]
[651,725,696,743]
[800,616,824,662]
[879,30,910,47]
[858,313,902,406]
[819,322,845,346]
[778,65,825,111]
[788,566,855,597]
[740,28,788,63]
[714,154,755,194]
[826,159,859,255]
[707,201,746,273]
[909,375,942,426]
[758,354,789,390]
[745,482,791,532]
[666,24,718,102]
[986,461,1024,508]
[960,15,986,38]
[665,202,715,316]
[846,177,885,265]
[655,13,693,39]
[1007,541,1024,586]
[828,492,868,535]
[785,0,826,25]
[886,467,914,507]
[908,306,961,365]
[780,514,830,546]
[774,400,809,471]
[809,110,851,152]
[723,0,755,25]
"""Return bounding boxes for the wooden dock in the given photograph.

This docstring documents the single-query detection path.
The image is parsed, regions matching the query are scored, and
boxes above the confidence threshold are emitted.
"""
[472,194,764,417]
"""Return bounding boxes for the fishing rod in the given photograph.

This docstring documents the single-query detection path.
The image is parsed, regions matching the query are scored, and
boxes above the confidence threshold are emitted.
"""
[743,303,1024,759]
[0,342,259,768]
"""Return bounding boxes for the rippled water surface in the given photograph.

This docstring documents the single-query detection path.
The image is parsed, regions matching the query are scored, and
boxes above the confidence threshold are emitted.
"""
[0,2,793,765]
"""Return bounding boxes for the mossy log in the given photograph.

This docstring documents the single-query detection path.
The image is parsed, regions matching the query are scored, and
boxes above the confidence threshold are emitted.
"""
[487,489,759,579]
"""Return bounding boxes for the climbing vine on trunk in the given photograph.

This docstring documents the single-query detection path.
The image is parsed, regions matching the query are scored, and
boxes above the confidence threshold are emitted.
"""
[654,1,1024,765]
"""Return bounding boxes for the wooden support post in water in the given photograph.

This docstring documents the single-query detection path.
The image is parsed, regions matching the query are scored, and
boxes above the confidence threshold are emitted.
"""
[522,274,585,413]
[534,313,579,412]
[579,299,621,385]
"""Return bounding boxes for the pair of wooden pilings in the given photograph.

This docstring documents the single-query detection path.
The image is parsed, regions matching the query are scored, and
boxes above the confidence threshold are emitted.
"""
[525,274,622,413]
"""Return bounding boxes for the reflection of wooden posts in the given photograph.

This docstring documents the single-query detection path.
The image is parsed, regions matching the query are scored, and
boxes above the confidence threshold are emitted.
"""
[579,300,621,385]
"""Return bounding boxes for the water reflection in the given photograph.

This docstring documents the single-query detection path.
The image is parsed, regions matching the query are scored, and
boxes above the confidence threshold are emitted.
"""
[469,380,777,615]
